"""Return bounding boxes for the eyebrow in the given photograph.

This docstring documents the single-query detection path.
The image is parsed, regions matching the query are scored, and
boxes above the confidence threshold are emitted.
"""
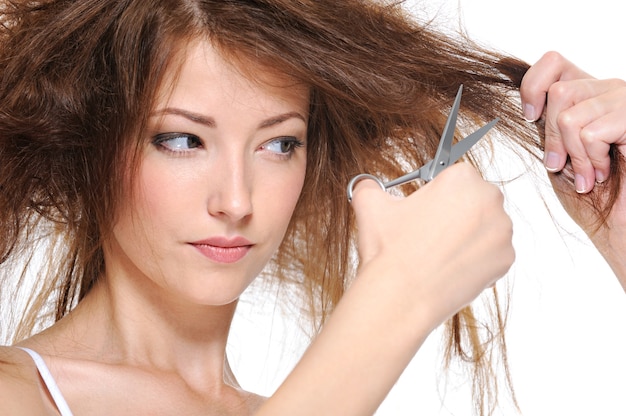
[151,108,307,129]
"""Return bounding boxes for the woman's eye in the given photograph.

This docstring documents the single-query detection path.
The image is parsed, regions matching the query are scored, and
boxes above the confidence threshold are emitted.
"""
[262,137,304,156]
[152,133,202,152]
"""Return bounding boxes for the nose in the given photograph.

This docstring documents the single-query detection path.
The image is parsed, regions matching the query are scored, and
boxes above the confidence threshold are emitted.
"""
[206,154,253,222]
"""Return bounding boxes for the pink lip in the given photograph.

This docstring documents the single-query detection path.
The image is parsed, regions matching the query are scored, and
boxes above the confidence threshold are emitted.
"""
[189,236,253,264]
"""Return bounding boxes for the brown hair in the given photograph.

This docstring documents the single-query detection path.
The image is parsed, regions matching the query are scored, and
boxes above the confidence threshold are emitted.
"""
[0,0,619,414]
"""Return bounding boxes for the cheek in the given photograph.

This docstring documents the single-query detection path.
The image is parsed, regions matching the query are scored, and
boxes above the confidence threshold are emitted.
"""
[257,164,306,230]
[137,168,173,220]
[126,161,196,239]
[276,170,306,224]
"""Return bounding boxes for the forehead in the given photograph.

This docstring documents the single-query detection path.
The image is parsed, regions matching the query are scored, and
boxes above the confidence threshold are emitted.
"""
[154,38,310,116]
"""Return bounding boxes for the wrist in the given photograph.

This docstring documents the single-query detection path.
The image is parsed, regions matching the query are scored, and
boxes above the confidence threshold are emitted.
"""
[350,256,444,338]
[590,230,626,291]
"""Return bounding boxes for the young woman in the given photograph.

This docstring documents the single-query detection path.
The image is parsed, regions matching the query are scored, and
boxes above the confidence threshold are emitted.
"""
[0,0,610,415]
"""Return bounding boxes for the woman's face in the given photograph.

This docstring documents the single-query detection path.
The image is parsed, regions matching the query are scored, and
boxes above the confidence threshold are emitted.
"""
[106,40,309,306]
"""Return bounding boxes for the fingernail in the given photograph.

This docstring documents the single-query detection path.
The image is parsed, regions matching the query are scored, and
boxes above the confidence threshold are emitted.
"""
[595,169,606,184]
[575,174,588,193]
[523,103,537,122]
[544,152,561,172]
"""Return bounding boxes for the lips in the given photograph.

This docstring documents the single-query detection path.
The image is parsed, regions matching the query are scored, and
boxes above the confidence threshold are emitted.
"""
[189,236,253,264]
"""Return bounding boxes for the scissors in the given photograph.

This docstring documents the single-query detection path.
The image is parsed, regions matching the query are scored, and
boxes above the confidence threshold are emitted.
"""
[347,85,499,202]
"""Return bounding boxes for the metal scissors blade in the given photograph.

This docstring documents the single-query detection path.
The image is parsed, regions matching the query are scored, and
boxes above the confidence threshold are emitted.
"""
[426,84,463,180]
[384,116,498,188]
[347,85,498,202]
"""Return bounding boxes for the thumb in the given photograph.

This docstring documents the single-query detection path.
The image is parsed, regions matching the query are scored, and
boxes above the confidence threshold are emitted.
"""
[349,176,390,262]
[349,175,387,215]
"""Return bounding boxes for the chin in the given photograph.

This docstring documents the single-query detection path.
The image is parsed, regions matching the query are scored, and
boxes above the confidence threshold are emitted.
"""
[177,276,255,307]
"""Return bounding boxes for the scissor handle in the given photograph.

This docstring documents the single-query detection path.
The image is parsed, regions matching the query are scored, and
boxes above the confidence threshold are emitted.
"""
[346,173,386,203]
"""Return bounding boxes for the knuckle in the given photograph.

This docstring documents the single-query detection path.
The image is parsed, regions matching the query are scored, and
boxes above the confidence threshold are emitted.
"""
[580,129,599,147]
[485,182,504,204]
[548,82,575,106]
[505,248,515,267]
[555,110,579,132]
[450,161,474,176]
[609,78,626,89]
[438,163,475,187]
[507,249,516,269]
[541,50,565,66]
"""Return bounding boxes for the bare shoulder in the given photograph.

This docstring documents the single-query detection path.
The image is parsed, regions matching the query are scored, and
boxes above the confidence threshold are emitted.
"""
[0,346,55,414]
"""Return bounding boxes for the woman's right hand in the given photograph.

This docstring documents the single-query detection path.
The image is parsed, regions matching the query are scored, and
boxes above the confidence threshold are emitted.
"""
[350,162,514,330]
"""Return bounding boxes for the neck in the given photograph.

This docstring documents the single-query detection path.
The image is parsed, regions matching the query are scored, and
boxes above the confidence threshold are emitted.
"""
[56,273,241,391]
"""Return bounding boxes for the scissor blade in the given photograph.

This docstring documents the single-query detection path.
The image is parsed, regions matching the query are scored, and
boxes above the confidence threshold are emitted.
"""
[421,118,499,179]
[383,117,498,189]
[426,85,463,180]
[447,118,499,166]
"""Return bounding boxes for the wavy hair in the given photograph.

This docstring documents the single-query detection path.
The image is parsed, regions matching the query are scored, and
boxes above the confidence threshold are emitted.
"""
[0,0,618,414]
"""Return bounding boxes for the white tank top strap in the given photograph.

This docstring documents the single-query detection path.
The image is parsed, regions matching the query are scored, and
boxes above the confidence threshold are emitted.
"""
[17,347,74,416]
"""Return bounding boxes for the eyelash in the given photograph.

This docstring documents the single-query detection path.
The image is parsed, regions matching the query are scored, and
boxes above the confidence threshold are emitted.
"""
[260,137,305,160]
[152,132,202,155]
[151,133,305,159]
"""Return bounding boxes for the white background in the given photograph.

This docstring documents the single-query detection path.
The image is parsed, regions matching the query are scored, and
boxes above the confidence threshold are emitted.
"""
[230,1,626,415]
[1,1,623,414]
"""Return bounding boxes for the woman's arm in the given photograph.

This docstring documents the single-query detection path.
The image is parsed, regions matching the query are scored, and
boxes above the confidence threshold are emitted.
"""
[257,163,514,415]
[520,51,626,289]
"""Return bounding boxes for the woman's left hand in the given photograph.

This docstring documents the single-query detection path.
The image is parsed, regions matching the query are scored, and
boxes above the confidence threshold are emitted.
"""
[520,51,626,289]
[520,51,626,194]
